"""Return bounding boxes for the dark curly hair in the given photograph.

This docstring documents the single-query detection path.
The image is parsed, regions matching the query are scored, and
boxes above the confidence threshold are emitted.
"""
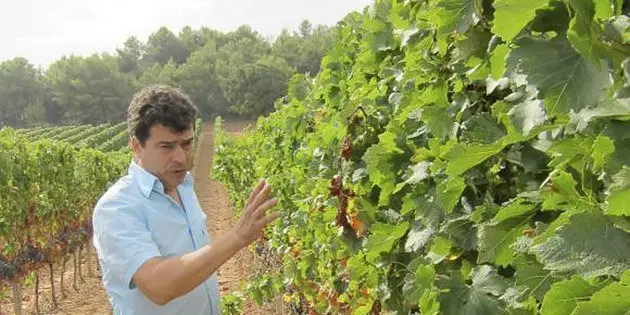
[127,85,199,145]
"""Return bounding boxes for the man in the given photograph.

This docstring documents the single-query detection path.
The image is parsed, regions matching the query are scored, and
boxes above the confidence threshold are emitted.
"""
[92,85,279,315]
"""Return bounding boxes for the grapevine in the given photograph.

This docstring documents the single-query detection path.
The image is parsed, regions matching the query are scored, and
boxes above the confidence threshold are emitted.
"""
[213,0,630,314]
[0,128,130,313]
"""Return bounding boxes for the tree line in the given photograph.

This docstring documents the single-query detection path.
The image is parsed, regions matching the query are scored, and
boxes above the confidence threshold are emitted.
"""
[0,20,332,127]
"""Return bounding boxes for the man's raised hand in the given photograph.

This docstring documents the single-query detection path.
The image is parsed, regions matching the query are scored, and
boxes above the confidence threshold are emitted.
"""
[233,179,280,248]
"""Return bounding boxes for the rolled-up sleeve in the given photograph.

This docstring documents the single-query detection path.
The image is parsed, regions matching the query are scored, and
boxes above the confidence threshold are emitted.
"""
[93,196,162,290]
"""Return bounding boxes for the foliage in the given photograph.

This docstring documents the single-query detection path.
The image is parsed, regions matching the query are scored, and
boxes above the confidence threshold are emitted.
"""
[0,21,334,127]
[45,54,136,124]
[213,0,630,314]
[221,291,245,315]
[220,55,294,117]
[0,58,46,127]
[272,21,334,76]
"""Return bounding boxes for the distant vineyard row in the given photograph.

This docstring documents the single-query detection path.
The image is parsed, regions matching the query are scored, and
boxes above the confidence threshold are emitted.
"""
[16,122,130,152]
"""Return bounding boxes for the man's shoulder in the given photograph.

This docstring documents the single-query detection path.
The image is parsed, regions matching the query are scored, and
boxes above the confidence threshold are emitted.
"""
[94,175,143,214]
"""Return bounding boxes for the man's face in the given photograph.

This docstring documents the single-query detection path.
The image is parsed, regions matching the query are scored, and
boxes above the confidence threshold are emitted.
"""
[132,124,195,191]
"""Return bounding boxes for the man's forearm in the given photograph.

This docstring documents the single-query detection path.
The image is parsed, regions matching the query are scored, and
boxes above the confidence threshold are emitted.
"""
[135,229,245,305]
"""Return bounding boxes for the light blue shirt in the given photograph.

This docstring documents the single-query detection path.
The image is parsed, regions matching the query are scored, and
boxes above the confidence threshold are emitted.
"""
[92,160,220,315]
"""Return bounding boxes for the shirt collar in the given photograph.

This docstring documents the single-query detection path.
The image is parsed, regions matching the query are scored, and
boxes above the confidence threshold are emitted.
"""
[129,159,159,198]
[128,159,194,197]
[182,171,195,186]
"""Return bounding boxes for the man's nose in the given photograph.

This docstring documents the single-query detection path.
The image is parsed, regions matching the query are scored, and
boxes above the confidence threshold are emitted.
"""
[172,145,187,164]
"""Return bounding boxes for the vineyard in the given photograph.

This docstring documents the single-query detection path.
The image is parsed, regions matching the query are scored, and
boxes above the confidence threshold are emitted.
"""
[0,118,202,314]
[15,122,130,152]
[213,0,630,314]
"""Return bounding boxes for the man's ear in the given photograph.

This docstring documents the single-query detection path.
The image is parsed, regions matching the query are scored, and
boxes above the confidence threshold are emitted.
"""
[130,136,142,156]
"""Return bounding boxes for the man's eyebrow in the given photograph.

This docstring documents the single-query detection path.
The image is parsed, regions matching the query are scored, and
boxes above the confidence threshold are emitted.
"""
[157,140,177,145]
[157,137,194,145]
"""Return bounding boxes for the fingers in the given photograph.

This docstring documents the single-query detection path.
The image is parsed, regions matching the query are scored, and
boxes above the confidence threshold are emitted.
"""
[250,182,272,211]
[253,198,278,218]
[246,179,266,207]
[261,212,281,226]
[238,179,280,245]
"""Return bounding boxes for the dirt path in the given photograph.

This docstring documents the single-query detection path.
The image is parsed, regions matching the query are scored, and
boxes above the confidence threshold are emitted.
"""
[1,120,268,315]
[45,258,112,315]
[193,121,263,314]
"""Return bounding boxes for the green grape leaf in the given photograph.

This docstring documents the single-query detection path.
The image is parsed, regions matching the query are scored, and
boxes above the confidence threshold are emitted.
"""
[541,276,599,315]
[427,236,452,263]
[530,1,571,34]
[437,266,508,315]
[571,98,630,132]
[506,36,612,115]
[478,214,534,267]
[604,15,630,45]
[444,141,507,177]
[494,201,537,223]
[420,289,441,315]
[404,161,431,185]
[429,0,478,51]
[595,0,615,19]
[453,26,492,61]
[540,170,594,212]
[421,103,456,140]
[531,212,630,278]
[436,176,466,214]
[491,44,510,79]
[405,221,436,253]
[460,113,507,144]
[572,270,630,315]
[363,131,405,205]
[472,265,510,296]
[492,0,550,42]
[365,222,410,262]
[407,189,446,227]
[441,216,477,251]
[591,135,615,171]
[606,166,630,216]
[514,255,555,301]
[567,0,610,65]
[403,263,436,305]
[508,99,548,137]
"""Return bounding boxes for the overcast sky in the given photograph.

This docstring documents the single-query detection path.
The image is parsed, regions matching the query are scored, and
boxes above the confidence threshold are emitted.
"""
[0,0,372,68]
